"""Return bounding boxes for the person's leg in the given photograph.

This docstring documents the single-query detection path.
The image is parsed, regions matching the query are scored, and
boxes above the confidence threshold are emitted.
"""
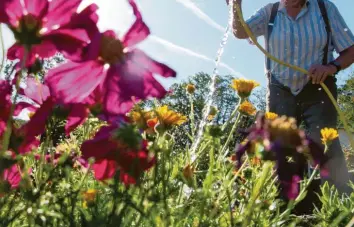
[266,75,298,118]
[300,77,351,194]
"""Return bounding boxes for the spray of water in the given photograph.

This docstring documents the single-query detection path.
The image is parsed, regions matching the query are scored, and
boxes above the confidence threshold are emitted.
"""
[190,0,234,161]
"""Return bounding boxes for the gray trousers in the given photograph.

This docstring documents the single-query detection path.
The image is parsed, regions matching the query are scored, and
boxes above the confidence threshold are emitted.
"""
[267,74,351,194]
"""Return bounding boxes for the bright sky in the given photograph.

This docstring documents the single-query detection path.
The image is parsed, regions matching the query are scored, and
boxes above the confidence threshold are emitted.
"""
[1,0,353,88]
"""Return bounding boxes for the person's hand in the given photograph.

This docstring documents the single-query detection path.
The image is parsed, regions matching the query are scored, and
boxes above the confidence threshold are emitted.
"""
[226,0,242,6]
[308,64,337,84]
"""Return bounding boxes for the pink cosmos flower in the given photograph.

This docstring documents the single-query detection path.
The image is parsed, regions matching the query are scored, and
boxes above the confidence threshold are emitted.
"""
[81,125,155,184]
[0,0,99,67]
[0,80,12,137]
[17,77,115,136]
[2,164,22,189]
[46,0,176,116]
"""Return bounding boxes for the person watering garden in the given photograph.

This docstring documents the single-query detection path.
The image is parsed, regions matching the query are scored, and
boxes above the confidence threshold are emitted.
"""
[231,0,354,194]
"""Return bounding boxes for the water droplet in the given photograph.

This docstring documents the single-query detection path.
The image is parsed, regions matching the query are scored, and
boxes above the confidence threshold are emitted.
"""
[103,64,110,70]
[51,24,60,30]
[344,28,348,32]
[277,93,279,96]
[316,125,320,129]
[321,101,324,104]
[318,88,322,91]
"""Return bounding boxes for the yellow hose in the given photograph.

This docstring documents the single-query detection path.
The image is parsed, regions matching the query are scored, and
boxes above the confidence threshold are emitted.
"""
[233,4,354,150]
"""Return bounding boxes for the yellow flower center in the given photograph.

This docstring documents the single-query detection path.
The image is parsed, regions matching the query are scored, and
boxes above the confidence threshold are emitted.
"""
[268,116,303,147]
[155,105,187,127]
[186,84,196,94]
[99,35,125,64]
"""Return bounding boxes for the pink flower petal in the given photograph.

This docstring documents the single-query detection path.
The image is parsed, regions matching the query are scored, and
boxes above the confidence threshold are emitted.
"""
[130,49,176,78]
[45,61,106,103]
[23,77,51,105]
[65,4,99,39]
[18,137,40,154]
[3,164,22,189]
[44,0,82,28]
[23,0,48,18]
[21,98,54,139]
[30,41,57,60]
[7,44,37,67]
[3,0,23,27]
[93,159,117,181]
[44,28,89,60]
[128,0,142,20]
[122,19,150,47]
[14,102,37,116]
[65,104,89,135]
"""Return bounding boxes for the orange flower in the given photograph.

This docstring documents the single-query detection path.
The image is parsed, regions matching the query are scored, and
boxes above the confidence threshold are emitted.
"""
[183,164,195,180]
[231,79,259,98]
[239,101,257,116]
[186,84,196,94]
[265,112,278,120]
[155,105,187,127]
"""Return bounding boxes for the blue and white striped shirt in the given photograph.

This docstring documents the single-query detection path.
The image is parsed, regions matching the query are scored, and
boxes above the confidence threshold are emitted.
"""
[246,0,354,94]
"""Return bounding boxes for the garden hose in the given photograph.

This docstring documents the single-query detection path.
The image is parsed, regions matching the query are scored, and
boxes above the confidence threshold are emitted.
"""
[233,3,354,150]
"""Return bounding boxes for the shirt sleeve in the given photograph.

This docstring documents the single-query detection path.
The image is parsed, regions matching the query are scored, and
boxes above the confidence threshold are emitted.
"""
[245,4,272,38]
[325,1,354,53]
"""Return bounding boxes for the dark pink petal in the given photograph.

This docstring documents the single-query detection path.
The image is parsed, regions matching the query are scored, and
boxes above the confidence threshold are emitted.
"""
[7,44,37,67]
[65,104,89,135]
[44,29,89,60]
[65,4,99,40]
[44,0,82,28]
[103,57,168,115]
[23,78,51,105]
[18,137,40,154]
[120,171,137,185]
[30,41,57,60]
[21,98,54,139]
[45,61,106,103]
[81,134,117,160]
[3,164,21,189]
[122,19,150,47]
[128,0,142,20]
[287,175,301,200]
[14,102,37,116]
[24,0,48,18]
[3,0,23,27]
[92,159,117,181]
[129,49,176,78]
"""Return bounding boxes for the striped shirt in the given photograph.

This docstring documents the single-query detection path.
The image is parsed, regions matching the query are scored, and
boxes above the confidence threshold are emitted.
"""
[246,0,354,95]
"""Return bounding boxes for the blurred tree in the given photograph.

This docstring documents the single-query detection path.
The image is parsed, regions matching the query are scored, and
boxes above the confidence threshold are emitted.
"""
[337,72,354,131]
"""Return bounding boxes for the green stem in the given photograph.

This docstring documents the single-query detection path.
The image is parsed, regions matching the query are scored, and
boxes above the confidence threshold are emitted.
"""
[189,94,195,139]
[1,47,29,153]
[278,165,319,220]
[222,98,242,131]
[242,161,272,227]
[221,111,242,156]
[0,26,5,74]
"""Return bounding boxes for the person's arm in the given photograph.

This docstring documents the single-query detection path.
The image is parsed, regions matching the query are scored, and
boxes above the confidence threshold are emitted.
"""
[308,2,354,84]
[227,0,270,40]
[231,0,248,39]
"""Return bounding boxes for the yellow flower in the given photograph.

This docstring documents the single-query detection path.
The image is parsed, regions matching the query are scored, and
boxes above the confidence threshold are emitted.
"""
[207,106,218,120]
[183,164,195,180]
[231,79,260,98]
[268,116,303,147]
[82,189,97,208]
[155,105,187,127]
[265,112,278,120]
[186,84,196,94]
[127,109,154,129]
[321,128,339,145]
[239,101,257,116]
